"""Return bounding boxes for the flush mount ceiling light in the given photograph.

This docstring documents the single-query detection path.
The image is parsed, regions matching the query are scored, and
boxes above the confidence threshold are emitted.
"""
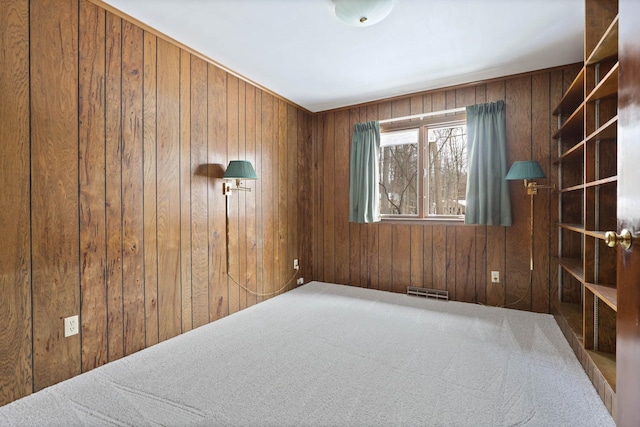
[334,0,394,27]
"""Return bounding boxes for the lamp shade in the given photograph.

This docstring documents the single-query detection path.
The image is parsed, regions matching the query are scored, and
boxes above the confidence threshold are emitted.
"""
[505,160,546,181]
[223,160,257,180]
[334,0,393,27]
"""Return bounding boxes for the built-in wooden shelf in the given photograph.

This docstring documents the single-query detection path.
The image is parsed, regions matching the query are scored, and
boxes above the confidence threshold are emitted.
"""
[587,350,616,391]
[585,115,617,144]
[559,257,585,282]
[553,102,585,140]
[556,140,585,164]
[554,68,585,115]
[585,282,617,311]
[585,176,617,188]
[586,15,619,65]
[559,223,585,233]
[558,302,584,342]
[560,183,585,193]
[586,63,619,103]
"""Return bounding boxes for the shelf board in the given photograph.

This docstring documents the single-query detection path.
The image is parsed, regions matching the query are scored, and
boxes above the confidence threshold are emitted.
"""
[586,63,619,103]
[585,282,617,312]
[556,140,585,164]
[559,183,585,193]
[585,116,617,144]
[559,223,585,233]
[586,350,616,391]
[558,302,584,342]
[585,176,617,188]
[559,257,584,282]
[552,102,585,140]
[586,15,619,65]
[553,67,585,115]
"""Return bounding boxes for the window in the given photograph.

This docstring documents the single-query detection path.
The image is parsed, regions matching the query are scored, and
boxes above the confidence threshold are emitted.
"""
[379,119,467,220]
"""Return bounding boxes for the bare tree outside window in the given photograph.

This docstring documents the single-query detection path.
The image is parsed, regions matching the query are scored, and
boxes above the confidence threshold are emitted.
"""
[379,122,467,219]
[379,129,419,215]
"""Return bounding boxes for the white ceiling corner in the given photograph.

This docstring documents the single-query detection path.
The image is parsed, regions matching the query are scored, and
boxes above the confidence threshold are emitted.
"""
[102,0,584,112]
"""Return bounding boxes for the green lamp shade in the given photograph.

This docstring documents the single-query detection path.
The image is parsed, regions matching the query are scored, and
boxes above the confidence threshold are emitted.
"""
[505,160,546,181]
[223,160,257,180]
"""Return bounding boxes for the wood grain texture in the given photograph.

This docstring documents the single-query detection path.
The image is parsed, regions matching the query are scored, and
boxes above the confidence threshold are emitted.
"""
[121,20,145,356]
[334,110,350,285]
[1,0,313,405]
[179,50,193,333]
[30,0,81,390]
[156,38,182,342]
[227,75,240,313]
[0,0,31,406]
[312,68,570,309]
[79,0,107,371]
[190,56,209,328]
[105,11,124,362]
[142,31,159,347]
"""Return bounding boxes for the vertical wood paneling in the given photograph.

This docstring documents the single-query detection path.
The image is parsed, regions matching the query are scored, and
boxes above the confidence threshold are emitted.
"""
[322,112,336,283]
[531,72,551,313]
[79,0,107,371]
[245,85,258,306]
[1,0,314,405]
[334,110,350,285]
[208,65,228,320]
[0,0,31,406]
[121,20,145,356]
[142,32,159,347]
[190,56,209,328]
[505,76,533,310]
[226,75,240,313]
[348,109,362,287]
[392,225,411,292]
[31,0,81,390]
[105,12,124,361]
[179,50,193,332]
[156,38,182,341]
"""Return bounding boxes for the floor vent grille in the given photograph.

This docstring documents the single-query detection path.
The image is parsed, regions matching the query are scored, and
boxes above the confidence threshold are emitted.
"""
[407,286,449,301]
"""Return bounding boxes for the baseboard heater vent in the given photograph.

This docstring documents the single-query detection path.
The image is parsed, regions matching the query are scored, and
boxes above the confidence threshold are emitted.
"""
[407,286,449,301]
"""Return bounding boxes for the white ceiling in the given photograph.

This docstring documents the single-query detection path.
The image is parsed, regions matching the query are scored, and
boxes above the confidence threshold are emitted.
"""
[102,0,584,113]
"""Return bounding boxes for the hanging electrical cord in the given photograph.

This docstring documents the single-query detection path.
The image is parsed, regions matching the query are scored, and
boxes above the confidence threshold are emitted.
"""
[227,267,300,298]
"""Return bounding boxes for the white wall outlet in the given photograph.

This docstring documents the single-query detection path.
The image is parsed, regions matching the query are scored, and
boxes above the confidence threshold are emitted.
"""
[297,277,304,285]
[293,259,299,270]
[64,315,79,337]
[491,271,500,283]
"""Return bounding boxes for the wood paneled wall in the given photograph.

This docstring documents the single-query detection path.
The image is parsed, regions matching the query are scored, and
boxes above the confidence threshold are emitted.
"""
[0,0,311,406]
[311,65,582,310]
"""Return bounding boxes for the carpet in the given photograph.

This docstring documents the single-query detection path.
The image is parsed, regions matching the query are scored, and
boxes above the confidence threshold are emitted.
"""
[0,281,615,426]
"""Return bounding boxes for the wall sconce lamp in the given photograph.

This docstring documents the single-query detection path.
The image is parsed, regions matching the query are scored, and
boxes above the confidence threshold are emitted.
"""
[223,160,257,196]
[505,160,555,271]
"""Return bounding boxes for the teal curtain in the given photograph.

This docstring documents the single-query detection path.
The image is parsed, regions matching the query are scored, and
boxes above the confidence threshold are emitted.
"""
[349,121,381,223]
[465,101,512,226]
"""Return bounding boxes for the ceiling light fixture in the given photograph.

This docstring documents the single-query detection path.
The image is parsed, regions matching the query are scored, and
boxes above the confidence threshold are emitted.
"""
[334,0,394,27]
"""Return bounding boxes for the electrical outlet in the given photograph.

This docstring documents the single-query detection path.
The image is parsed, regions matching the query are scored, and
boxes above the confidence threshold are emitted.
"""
[293,259,299,270]
[491,271,500,283]
[64,315,79,337]
[297,278,304,285]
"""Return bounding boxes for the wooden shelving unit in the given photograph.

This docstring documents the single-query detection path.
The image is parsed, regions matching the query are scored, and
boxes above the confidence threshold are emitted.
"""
[553,0,618,417]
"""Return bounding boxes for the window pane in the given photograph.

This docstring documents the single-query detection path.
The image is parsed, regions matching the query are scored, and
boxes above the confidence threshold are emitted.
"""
[427,126,467,216]
[379,129,419,215]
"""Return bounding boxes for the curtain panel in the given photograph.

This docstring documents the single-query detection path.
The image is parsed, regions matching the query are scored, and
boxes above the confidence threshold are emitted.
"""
[349,121,381,224]
[464,101,512,226]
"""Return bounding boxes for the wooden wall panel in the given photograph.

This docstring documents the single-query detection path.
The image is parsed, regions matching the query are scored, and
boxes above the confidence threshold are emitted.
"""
[30,0,81,390]
[142,32,159,347]
[179,50,193,333]
[312,66,574,310]
[121,20,145,356]
[156,38,183,341]
[334,110,351,285]
[0,0,32,406]
[105,11,124,362]
[79,0,107,371]
[1,0,313,406]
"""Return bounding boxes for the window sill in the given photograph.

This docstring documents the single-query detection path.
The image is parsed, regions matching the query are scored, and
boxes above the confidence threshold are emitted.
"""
[379,216,465,226]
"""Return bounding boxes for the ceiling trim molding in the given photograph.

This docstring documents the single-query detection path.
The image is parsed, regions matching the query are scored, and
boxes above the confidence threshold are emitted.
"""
[87,0,313,114]
[317,62,584,115]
